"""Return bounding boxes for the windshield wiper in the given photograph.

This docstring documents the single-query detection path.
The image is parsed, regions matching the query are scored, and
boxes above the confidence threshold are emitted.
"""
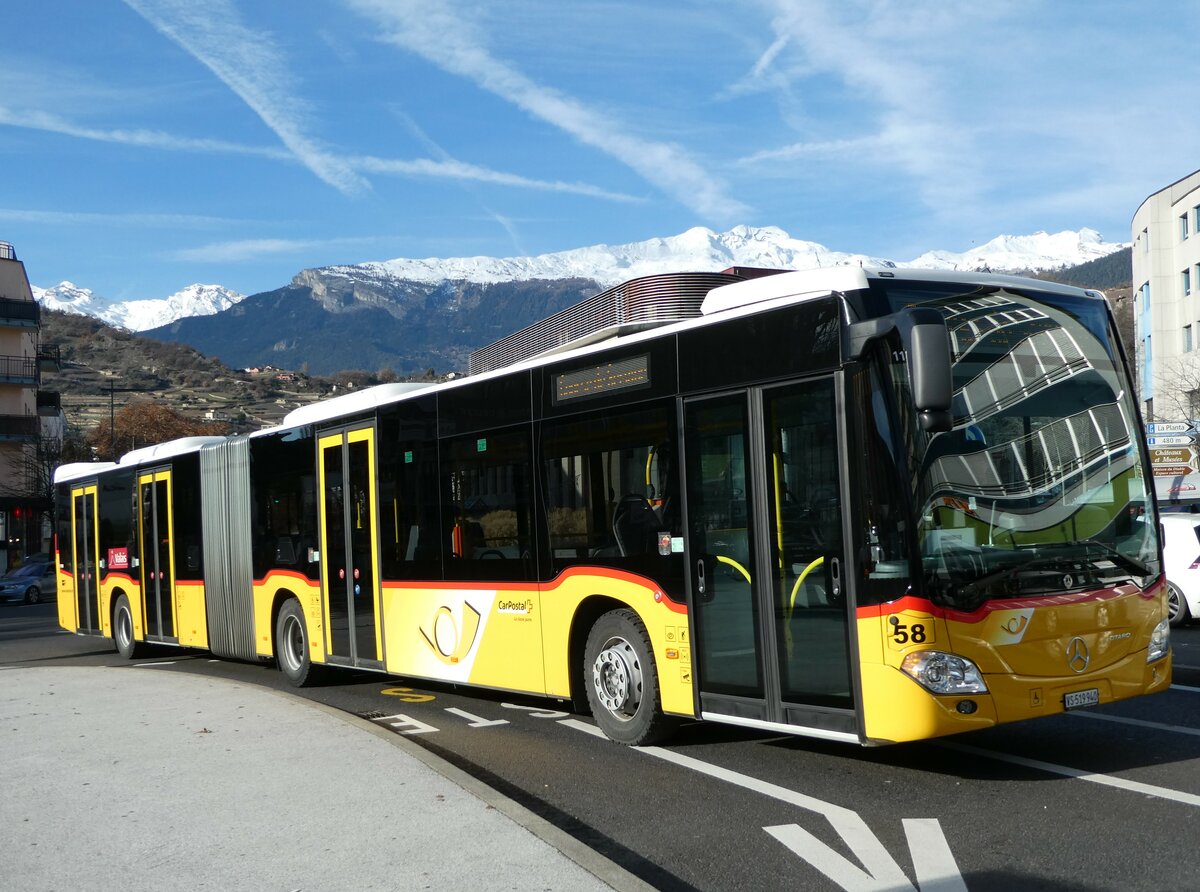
[1035,539,1152,579]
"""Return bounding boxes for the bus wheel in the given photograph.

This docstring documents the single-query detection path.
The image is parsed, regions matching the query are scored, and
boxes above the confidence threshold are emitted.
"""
[584,608,674,745]
[113,594,141,659]
[275,599,314,686]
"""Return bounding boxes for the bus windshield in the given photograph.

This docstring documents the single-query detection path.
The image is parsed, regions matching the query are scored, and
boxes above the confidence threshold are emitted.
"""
[870,279,1160,611]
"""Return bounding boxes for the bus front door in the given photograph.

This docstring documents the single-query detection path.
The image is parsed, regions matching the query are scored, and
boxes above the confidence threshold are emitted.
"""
[69,485,101,633]
[684,378,856,739]
[138,470,177,642]
[318,426,383,669]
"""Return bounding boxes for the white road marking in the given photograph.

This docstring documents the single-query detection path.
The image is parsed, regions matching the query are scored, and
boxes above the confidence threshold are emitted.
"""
[502,702,569,719]
[1069,710,1200,737]
[1172,683,1200,693]
[904,819,969,892]
[370,713,438,735]
[132,661,177,667]
[559,718,963,891]
[444,707,508,728]
[941,742,1200,808]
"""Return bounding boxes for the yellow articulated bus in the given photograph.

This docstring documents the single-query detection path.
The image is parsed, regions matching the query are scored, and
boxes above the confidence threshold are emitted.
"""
[55,266,1171,745]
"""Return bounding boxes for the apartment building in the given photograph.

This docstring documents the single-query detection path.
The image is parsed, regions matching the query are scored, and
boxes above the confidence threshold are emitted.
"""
[0,241,62,570]
[1131,169,1200,419]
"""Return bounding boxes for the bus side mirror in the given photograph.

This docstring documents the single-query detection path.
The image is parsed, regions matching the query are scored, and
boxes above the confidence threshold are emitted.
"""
[848,307,953,433]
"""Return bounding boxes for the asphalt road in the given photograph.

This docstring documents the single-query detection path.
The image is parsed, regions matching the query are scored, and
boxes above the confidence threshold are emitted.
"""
[4,599,1199,892]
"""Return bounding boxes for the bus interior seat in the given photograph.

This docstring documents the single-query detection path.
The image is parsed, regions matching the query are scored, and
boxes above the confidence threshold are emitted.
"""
[613,494,657,556]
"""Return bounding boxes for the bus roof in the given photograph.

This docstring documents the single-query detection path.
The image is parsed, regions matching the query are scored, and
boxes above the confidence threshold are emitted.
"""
[118,436,230,467]
[279,381,432,429]
[54,461,120,484]
[701,265,1100,316]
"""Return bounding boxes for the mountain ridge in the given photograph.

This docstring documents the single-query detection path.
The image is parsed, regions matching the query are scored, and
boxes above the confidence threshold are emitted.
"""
[34,225,1127,332]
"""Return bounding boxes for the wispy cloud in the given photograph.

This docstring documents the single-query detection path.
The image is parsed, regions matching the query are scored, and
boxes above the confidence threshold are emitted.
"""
[122,0,368,195]
[0,105,290,159]
[166,236,380,263]
[737,0,985,212]
[0,100,635,201]
[344,0,749,221]
[350,154,642,202]
[0,206,239,227]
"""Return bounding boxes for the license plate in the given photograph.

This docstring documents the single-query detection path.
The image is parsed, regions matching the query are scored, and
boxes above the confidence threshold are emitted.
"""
[1063,688,1100,710]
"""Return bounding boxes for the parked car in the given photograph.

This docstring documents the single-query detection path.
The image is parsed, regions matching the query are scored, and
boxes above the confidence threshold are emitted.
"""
[0,560,56,605]
[1161,513,1200,627]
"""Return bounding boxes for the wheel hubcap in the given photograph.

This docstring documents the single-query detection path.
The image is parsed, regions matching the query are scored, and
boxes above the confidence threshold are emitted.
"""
[1168,585,1182,621]
[116,607,131,648]
[281,615,303,671]
[592,636,643,720]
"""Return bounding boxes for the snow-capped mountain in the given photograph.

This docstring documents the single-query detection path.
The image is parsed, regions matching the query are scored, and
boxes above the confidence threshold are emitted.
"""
[312,224,1127,291]
[327,225,890,288]
[145,225,1132,378]
[35,226,1127,330]
[905,228,1122,272]
[34,281,244,331]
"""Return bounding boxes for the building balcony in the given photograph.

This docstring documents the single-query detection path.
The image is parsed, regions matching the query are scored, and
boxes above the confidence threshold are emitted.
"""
[37,344,60,371]
[0,296,39,329]
[0,414,39,441]
[37,390,61,415]
[0,354,37,385]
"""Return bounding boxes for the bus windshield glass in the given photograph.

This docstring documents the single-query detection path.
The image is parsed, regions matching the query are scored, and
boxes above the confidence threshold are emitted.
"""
[868,279,1160,611]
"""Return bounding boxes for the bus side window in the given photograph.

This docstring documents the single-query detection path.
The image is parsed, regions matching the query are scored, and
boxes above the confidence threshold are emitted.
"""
[540,401,685,599]
[440,426,536,582]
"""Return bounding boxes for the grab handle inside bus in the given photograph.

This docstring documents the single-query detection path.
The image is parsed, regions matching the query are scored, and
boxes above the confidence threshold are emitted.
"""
[847,306,953,432]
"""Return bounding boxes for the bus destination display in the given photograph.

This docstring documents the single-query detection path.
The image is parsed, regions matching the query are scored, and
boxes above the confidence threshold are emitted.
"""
[553,354,650,403]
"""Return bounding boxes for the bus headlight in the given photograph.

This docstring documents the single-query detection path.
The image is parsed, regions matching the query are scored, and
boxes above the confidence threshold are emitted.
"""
[1147,618,1170,663]
[900,651,988,695]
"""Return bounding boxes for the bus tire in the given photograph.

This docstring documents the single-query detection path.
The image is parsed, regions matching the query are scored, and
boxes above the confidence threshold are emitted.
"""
[584,608,675,745]
[275,598,314,686]
[113,594,141,659]
[1168,582,1191,627]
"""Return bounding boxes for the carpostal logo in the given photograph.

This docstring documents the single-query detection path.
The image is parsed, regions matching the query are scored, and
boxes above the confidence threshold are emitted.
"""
[497,598,534,615]
[420,602,482,665]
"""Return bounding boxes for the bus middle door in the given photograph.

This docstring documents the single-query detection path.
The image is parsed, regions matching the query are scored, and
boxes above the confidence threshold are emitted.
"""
[684,376,857,739]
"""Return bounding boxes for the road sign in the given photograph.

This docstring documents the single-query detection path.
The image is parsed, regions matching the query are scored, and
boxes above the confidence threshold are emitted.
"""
[1152,465,1193,477]
[1147,435,1195,446]
[1150,447,1194,465]
[1147,422,1195,434]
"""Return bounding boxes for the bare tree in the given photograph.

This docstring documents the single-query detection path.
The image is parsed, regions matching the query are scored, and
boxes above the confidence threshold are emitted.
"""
[1151,354,1200,422]
[86,400,229,461]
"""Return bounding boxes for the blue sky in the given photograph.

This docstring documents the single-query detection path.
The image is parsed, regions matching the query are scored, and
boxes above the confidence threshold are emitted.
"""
[0,0,1195,300]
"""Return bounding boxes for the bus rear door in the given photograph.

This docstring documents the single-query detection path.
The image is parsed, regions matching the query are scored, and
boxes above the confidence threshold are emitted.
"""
[318,425,384,669]
[683,376,858,741]
[67,484,101,634]
[138,469,177,642]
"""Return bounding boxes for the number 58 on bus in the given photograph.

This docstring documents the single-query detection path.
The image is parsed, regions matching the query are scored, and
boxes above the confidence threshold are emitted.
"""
[54,264,1170,745]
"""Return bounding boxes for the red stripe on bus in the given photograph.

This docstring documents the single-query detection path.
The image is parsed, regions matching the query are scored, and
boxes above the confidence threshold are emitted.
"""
[856,582,1156,624]
[254,568,320,587]
[378,565,689,614]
